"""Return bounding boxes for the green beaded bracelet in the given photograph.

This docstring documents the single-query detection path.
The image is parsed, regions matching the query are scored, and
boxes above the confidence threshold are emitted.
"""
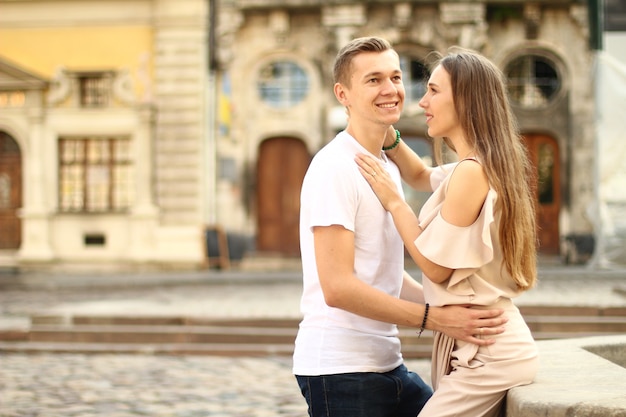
[382,129,401,151]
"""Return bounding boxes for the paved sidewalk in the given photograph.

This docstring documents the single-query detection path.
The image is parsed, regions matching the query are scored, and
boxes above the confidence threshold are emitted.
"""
[1,264,625,326]
[0,263,624,417]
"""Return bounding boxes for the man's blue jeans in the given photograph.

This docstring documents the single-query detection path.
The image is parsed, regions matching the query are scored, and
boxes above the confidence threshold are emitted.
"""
[295,364,433,417]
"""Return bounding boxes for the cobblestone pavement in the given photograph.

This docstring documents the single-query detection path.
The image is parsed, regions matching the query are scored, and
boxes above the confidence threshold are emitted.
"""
[0,352,430,417]
[0,354,305,417]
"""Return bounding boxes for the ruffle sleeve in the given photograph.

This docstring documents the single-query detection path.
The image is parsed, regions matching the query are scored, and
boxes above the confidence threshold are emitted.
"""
[414,189,497,296]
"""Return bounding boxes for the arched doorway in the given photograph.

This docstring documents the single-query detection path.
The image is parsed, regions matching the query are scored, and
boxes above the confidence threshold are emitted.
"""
[0,131,22,249]
[256,137,311,256]
[524,134,560,255]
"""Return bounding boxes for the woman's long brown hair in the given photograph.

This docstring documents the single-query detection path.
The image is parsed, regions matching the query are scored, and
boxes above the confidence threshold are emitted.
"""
[433,49,537,290]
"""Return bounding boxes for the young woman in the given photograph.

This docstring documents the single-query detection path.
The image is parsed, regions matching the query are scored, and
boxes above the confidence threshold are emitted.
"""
[356,48,539,417]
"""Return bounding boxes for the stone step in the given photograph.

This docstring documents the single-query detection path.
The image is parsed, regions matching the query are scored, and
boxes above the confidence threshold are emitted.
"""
[26,305,626,328]
[22,318,625,341]
[31,315,300,328]
[525,316,626,333]
[10,325,436,346]
[1,306,625,357]
[9,315,626,337]
[23,324,296,345]
[519,305,626,317]
[0,341,434,358]
[0,341,296,357]
[0,332,620,359]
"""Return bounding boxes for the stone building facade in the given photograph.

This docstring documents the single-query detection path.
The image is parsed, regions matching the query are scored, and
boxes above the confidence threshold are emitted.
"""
[215,0,596,260]
[0,0,599,271]
[0,0,212,270]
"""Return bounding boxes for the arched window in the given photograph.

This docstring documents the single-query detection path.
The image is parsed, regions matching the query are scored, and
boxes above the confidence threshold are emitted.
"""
[257,61,310,108]
[505,55,560,108]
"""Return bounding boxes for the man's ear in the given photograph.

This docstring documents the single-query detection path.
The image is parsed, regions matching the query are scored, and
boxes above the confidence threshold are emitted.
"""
[334,83,349,106]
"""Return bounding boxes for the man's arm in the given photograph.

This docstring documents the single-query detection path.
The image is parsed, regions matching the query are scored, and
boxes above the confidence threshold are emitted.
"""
[316,225,506,345]
[315,225,425,326]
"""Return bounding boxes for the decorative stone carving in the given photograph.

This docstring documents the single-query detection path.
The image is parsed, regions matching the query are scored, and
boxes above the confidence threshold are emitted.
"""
[112,69,136,105]
[437,3,487,51]
[269,9,289,43]
[524,3,541,40]
[216,7,244,67]
[333,26,358,51]
[137,52,154,104]
[409,7,438,47]
[46,66,70,106]
[322,5,366,51]
[394,3,412,28]
[570,4,589,38]
[322,4,366,27]
[440,2,484,24]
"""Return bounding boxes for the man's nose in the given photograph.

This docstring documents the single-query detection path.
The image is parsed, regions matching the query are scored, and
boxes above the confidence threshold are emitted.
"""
[381,78,398,94]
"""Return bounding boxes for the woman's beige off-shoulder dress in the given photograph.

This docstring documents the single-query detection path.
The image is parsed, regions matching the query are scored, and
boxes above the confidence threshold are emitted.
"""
[415,160,539,417]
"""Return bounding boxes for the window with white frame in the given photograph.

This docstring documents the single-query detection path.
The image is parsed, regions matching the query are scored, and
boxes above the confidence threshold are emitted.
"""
[59,137,133,212]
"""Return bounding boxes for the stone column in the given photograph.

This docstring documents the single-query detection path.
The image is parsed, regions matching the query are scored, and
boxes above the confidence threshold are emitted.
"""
[18,92,54,263]
[129,104,159,262]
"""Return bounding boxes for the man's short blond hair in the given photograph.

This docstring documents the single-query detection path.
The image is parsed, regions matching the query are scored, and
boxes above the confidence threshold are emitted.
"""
[333,37,393,87]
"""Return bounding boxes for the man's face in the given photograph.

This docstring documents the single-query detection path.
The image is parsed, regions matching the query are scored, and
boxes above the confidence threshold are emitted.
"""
[335,50,405,128]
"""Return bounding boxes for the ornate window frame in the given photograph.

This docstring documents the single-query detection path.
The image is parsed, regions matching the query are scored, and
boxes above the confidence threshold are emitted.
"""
[256,60,310,109]
[503,49,567,110]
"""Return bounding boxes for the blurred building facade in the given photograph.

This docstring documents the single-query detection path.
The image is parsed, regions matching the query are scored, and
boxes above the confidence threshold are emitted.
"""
[0,0,604,270]
[0,0,210,270]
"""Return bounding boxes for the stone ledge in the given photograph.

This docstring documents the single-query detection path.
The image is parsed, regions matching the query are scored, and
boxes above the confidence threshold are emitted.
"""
[506,335,626,417]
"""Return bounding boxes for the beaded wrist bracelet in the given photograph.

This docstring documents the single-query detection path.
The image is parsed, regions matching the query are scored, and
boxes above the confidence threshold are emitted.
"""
[382,129,401,151]
[417,303,429,338]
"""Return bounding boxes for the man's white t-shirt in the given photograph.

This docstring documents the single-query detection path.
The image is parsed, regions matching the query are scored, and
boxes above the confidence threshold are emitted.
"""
[293,131,406,376]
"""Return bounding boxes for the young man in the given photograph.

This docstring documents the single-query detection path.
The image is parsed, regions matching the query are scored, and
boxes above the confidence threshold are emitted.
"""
[293,37,507,417]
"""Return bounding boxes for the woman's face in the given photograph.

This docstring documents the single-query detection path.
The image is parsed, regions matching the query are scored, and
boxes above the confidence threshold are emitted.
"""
[418,65,462,141]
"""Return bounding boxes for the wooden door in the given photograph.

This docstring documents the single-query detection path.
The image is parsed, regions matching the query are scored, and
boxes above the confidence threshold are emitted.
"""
[256,137,310,256]
[0,132,22,249]
[524,134,560,255]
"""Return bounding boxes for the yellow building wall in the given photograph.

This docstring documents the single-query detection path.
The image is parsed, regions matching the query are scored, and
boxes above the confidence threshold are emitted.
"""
[0,26,153,96]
